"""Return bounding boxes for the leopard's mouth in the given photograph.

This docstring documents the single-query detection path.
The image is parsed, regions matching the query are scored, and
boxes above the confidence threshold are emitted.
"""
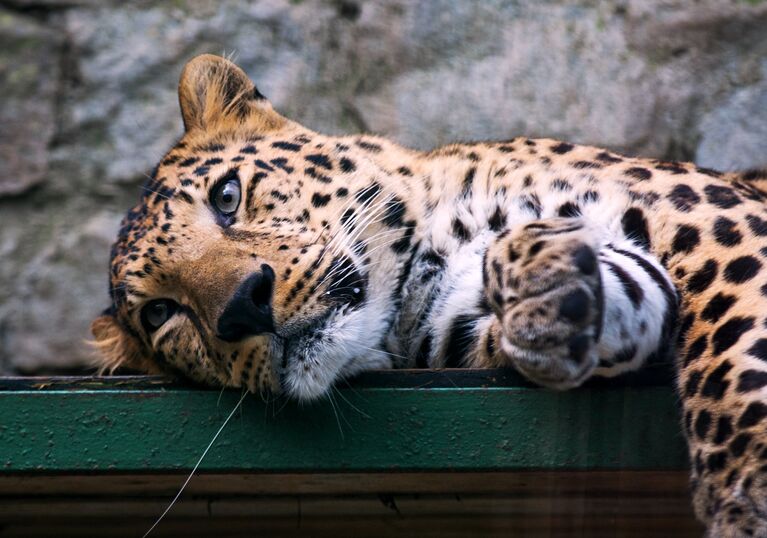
[273,306,350,400]
[273,299,393,401]
[275,308,335,366]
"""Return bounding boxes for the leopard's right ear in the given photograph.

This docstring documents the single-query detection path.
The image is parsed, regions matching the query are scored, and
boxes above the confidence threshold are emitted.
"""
[90,312,160,374]
[178,54,285,134]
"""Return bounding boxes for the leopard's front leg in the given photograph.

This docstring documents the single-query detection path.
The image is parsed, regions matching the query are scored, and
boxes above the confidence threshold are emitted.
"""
[483,217,677,389]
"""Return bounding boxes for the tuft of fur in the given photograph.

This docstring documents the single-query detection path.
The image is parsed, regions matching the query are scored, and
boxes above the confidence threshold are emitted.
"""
[90,315,159,374]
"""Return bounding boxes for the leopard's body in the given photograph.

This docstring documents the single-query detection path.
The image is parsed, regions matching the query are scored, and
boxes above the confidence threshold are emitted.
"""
[93,55,767,535]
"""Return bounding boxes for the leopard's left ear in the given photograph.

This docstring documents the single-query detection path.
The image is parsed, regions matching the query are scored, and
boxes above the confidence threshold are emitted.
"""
[178,54,285,134]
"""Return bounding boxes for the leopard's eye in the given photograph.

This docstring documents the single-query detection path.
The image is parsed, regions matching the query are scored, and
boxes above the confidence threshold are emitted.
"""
[212,179,241,216]
[141,299,178,333]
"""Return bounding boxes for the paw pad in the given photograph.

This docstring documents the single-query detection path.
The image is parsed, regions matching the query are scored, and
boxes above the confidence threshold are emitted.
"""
[559,288,591,323]
[567,333,592,364]
[572,244,597,275]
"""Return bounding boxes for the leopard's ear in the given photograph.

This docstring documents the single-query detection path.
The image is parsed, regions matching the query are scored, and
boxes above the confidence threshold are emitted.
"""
[90,313,161,374]
[178,54,285,134]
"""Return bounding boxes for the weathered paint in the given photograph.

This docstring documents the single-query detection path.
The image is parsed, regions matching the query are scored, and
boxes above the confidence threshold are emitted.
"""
[0,368,686,473]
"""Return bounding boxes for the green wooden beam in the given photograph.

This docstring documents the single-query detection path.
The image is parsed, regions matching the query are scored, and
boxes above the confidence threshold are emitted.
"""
[0,368,687,473]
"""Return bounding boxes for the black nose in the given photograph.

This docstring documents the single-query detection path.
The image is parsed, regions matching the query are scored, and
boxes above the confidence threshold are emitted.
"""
[217,264,276,342]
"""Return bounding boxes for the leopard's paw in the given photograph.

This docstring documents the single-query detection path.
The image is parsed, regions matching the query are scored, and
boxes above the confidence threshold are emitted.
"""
[484,218,604,389]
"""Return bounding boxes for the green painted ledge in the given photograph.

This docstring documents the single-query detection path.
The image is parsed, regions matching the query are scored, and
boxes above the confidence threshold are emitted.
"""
[0,367,687,474]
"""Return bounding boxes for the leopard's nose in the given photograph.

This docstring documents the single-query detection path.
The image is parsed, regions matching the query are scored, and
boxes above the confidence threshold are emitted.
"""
[217,264,276,342]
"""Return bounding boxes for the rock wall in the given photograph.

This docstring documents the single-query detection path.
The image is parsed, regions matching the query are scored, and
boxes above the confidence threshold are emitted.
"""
[1,0,767,373]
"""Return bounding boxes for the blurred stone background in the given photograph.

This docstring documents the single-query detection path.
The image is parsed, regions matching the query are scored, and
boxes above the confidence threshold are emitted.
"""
[1,0,766,374]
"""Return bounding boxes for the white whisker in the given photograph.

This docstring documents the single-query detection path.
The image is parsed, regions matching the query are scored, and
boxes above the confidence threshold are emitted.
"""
[326,390,345,439]
[332,386,371,419]
[142,390,248,537]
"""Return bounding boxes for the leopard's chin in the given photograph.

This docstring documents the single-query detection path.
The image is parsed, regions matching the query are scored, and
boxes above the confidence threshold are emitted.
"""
[276,305,394,401]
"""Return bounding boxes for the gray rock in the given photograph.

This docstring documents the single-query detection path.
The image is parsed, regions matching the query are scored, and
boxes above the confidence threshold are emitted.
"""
[55,1,335,189]
[355,2,655,152]
[3,0,103,6]
[355,1,767,158]
[696,84,767,171]
[0,9,61,197]
[0,209,122,373]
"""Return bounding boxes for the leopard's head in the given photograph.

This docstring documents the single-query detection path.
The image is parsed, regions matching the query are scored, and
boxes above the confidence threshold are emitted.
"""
[92,55,413,400]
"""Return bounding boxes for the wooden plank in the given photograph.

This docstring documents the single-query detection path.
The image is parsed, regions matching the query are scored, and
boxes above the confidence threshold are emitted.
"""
[0,515,703,538]
[0,474,703,537]
[0,470,690,496]
[0,495,696,520]
[0,370,686,473]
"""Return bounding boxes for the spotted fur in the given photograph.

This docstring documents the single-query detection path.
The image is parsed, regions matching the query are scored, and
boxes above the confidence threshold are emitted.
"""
[92,55,767,535]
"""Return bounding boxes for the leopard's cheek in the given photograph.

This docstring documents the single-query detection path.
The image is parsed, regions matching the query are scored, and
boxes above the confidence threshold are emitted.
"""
[152,316,275,393]
[152,318,221,386]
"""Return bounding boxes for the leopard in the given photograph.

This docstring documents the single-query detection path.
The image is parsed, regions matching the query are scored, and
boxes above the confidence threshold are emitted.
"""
[91,54,767,536]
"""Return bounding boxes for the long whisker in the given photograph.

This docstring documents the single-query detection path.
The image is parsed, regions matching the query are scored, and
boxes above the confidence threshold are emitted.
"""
[331,387,355,430]
[326,390,345,439]
[312,190,395,281]
[313,250,399,300]
[140,186,173,201]
[140,172,173,201]
[273,392,292,418]
[327,191,392,256]
[316,205,400,288]
[311,194,375,271]
[319,236,409,289]
[142,390,248,538]
[332,385,371,419]
[354,344,410,362]
[359,235,411,259]
[340,376,370,403]
[331,194,395,257]
[216,385,227,408]
[311,187,366,244]
[323,192,379,252]
[357,227,406,248]
[313,262,351,292]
